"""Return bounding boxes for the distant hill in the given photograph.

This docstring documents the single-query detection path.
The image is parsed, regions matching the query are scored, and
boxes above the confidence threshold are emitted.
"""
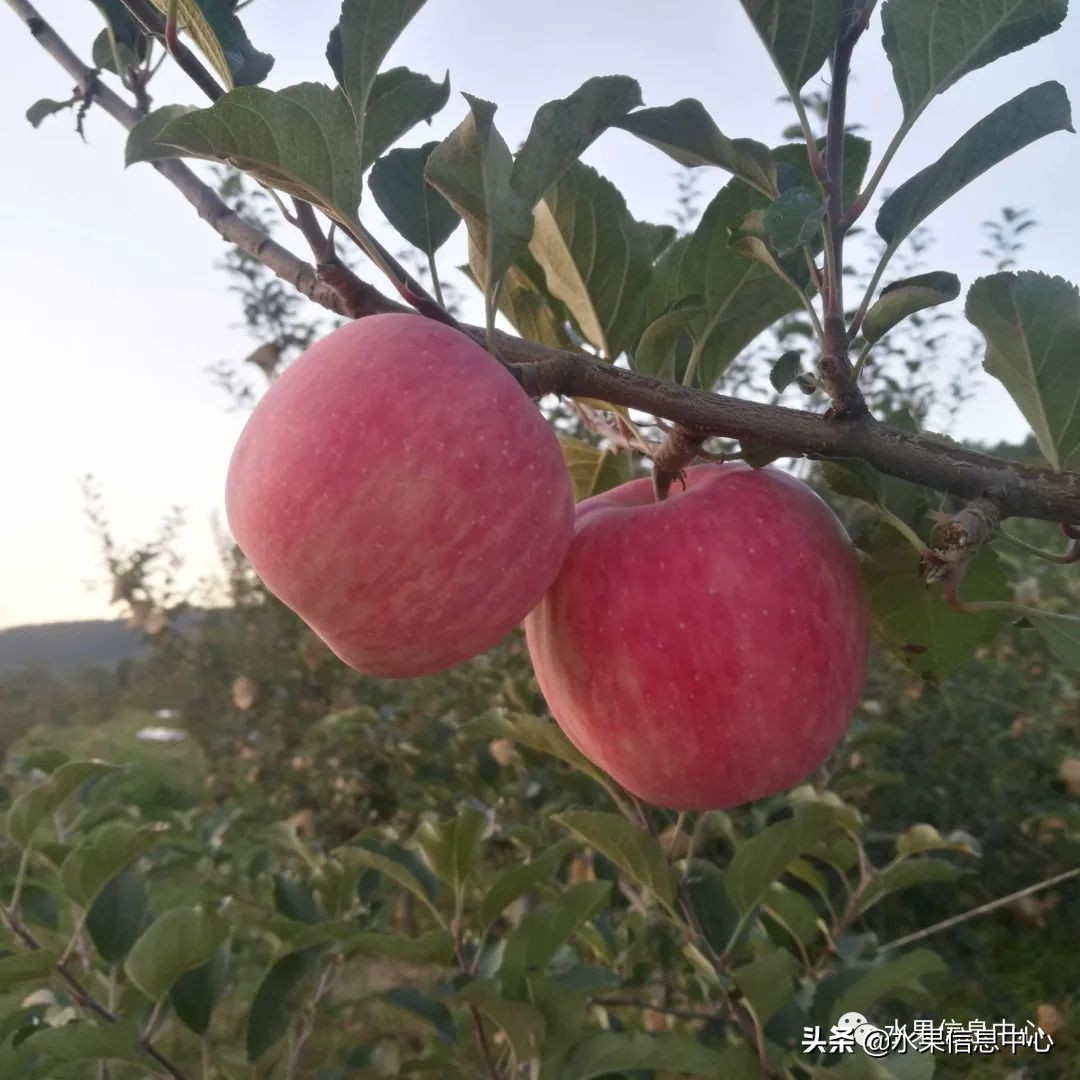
[0,620,147,676]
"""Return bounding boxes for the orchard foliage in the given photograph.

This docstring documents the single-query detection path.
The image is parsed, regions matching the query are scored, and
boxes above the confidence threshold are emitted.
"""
[4,0,1080,1077]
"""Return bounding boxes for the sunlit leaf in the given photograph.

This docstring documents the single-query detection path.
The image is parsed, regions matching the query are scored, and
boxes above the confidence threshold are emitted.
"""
[145,0,273,87]
[125,906,230,1001]
[862,272,961,344]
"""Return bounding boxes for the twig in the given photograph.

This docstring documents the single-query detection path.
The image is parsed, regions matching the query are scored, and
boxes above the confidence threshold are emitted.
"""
[285,956,341,1079]
[879,865,1080,952]
[817,6,868,418]
[0,902,188,1080]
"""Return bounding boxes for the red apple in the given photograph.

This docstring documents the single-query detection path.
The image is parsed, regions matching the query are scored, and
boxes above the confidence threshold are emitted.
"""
[524,463,869,809]
[226,314,574,677]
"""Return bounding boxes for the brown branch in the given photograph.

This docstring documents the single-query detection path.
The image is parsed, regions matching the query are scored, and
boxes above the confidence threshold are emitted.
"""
[9,0,1080,528]
[818,6,868,418]
[6,0,351,318]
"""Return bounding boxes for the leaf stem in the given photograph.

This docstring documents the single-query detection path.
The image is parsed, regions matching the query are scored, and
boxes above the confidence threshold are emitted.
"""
[427,251,446,309]
[851,339,874,381]
[994,528,1080,564]
[875,503,931,558]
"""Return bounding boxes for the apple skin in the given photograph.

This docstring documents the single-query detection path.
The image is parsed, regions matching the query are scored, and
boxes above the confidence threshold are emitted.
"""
[524,463,869,810]
[226,314,574,677]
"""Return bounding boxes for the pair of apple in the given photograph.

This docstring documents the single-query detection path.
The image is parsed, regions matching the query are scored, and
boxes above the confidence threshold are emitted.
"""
[226,316,869,810]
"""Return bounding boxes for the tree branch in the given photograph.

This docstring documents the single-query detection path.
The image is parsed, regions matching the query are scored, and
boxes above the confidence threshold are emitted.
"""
[818,6,868,418]
[6,0,351,318]
[9,0,1080,527]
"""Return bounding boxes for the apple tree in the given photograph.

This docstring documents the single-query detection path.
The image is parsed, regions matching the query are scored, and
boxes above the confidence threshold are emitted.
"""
[2,0,1078,1077]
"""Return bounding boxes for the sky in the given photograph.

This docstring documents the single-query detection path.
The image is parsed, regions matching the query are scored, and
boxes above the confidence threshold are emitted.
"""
[1,0,1078,629]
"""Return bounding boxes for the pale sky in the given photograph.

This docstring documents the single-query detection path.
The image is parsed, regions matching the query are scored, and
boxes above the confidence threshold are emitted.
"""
[1,1,1077,628]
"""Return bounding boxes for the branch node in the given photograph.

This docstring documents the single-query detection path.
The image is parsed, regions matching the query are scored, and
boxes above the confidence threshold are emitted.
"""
[652,427,707,502]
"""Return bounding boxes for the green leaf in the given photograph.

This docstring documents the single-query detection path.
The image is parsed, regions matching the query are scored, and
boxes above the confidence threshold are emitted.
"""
[426,94,533,296]
[763,186,825,254]
[170,944,229,1036]
[681,859,740,953]
[16,1020,144,1067]
[91,29,144,75]
[11,885,58,932]
[877,82,1073,257]
[380,987,457,1043]
[726,804,838,914]
[770,350,802,393]
[494,254,578,348]
[60,821,165,909]
[856,858,962,916]
[329,0,426,138]
[362,67,450,169]
[145,0,273,87]
[881,0,1067,120]
[414,807,486,895]
[553,811,675,909]
[25,98,72,129]
[762,882,822,947]
[7,760,116,850]
[0,950,60,990]
[481,839,579,931]
[631,296,704,381]
[557,436,631,503]
[821,459,887,505]
[369,142,460,255]
[739,0,845,92]
[862,272,961,344]
[469,711,626,806]
[866,544,1010,681]
[645,135,869,387]
[85,868,148,966]
[273,874,321,924]
[501,880,612,988]
[1028,612,1080,670]
[453,982,546,1064]
[965,270,1080,470]
[246,948,321,1062]
[125,105,199,166]
[613,98,776,195]
[820,949,947,1026]
[733,948,799,1024]
[562,1031,736,1079]
[337,845,442,922]
[530,162,673,358]
[88,0,141,46]
[158,83,364,232]
[511,76,643,208]
[124,906,230,1001]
